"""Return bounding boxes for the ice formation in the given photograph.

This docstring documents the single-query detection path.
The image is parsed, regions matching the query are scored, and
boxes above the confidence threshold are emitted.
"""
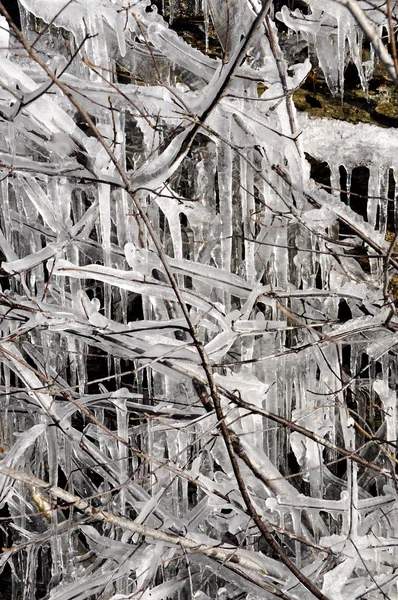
[0,0,397,599]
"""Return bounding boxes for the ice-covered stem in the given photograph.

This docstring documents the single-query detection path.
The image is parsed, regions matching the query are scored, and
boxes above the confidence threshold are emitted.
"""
[191,360,398,499]
[223,387,398,483]
[387,0,398,77]
[193,381,332,600]
[264,16,300,143]
[209,414,331,600]
[189,0,273,127]
[0,463,290,597]
[136,0,275,171]
[333,0,398,84]
[274,164,398,271]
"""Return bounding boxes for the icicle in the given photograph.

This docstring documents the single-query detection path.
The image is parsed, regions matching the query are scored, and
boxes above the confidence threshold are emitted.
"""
[367,165,381,230]
[0,178,12,250]
[346,169,351,206]
[374,380,396,453]
[240,153,256,284]
[216,126,233,311]
[378,167,389,236]
[337,13,347,100]
[203,0,209,54]
[154,196,183,261]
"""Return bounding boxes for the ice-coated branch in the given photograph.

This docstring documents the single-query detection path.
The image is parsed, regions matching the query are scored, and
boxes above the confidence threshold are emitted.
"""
[0,463,293,597]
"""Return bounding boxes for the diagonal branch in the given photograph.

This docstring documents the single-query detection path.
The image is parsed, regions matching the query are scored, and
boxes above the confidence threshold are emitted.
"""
[0,462,293,598]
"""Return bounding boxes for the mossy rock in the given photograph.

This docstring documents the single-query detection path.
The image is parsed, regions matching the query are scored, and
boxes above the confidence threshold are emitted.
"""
[293,63,398,128]
[388,274,398,300]
[374,102,398,127]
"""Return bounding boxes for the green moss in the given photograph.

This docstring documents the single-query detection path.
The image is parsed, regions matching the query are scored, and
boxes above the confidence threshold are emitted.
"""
[389,274,398,300]
[293,72,398,128]
[374,102,398,127]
